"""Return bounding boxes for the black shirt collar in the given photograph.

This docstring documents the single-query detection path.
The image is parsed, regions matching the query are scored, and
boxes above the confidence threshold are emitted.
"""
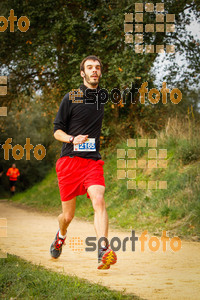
[80,84,100,94]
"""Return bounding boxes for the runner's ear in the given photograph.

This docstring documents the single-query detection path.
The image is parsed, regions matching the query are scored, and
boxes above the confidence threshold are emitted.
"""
[80,71,85,78]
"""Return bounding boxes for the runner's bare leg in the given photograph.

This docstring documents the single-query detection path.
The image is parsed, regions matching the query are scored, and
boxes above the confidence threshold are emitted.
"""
[87,185,108,245]
[58,197,76,236]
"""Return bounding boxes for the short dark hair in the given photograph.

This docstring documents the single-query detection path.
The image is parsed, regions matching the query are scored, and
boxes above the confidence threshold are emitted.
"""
[80,55,103,72]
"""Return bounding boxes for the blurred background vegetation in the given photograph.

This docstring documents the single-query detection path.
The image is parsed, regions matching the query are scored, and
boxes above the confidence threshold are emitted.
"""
[0,0,199,238]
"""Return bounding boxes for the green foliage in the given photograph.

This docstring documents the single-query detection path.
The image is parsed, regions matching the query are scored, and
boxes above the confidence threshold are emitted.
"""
[176,139,200,165]
[0,0,199,108]
[0,95,57,192]
[160,205,171,217]
[0,254,138,299]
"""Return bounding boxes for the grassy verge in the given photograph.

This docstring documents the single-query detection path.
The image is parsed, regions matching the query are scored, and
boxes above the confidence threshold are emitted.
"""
[0,254,140,300]
[9,118,200,240]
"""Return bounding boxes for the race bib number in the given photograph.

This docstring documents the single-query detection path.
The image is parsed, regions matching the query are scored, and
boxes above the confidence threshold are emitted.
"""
[73,138,96,152]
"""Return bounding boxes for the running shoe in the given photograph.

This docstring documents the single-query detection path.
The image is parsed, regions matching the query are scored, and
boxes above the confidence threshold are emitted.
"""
[98,247,117,270]
[50,230,66,259]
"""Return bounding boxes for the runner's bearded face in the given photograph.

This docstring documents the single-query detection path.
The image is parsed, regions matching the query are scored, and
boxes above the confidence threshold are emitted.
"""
[83,60,101,87]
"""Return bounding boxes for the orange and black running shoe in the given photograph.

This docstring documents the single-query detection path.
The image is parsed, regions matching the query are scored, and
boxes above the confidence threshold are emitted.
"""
[98,247,117,270]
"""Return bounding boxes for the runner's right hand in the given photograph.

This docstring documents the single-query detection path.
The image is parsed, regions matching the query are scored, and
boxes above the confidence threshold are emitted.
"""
[73,135,88,145]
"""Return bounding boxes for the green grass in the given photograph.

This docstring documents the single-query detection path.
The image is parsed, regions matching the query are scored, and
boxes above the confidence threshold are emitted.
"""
[10,169,62,214]
[9,133,200,240]
[0,254,140,300]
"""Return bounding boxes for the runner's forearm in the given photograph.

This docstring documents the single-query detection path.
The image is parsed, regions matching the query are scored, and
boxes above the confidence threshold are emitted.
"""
[54,129,72,143]
[54,130,88,145]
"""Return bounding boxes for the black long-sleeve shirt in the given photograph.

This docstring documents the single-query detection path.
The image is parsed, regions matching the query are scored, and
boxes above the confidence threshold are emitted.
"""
[53,84,104,160]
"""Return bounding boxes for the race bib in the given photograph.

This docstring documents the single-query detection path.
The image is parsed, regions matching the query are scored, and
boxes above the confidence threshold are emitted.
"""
[73,138,96,152]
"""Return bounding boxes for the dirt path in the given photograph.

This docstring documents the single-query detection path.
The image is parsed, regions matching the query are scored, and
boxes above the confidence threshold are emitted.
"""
[0,200,200,300]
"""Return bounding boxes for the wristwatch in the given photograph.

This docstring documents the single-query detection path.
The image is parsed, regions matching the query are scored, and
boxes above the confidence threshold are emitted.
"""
[69,136,74,144]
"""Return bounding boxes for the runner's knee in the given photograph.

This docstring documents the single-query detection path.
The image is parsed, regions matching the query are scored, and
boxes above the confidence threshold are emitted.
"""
[92,194,105,211]
[63,213,74,224]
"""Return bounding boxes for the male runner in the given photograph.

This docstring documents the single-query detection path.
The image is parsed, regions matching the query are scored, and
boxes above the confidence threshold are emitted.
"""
[50,55,117,269]
[6,163,20,195]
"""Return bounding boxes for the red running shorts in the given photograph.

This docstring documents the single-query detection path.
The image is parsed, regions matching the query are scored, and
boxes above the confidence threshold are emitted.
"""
[56,156,105,201]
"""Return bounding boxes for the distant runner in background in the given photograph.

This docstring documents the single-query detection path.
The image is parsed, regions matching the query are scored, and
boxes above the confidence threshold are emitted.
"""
[6,163,20,195]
